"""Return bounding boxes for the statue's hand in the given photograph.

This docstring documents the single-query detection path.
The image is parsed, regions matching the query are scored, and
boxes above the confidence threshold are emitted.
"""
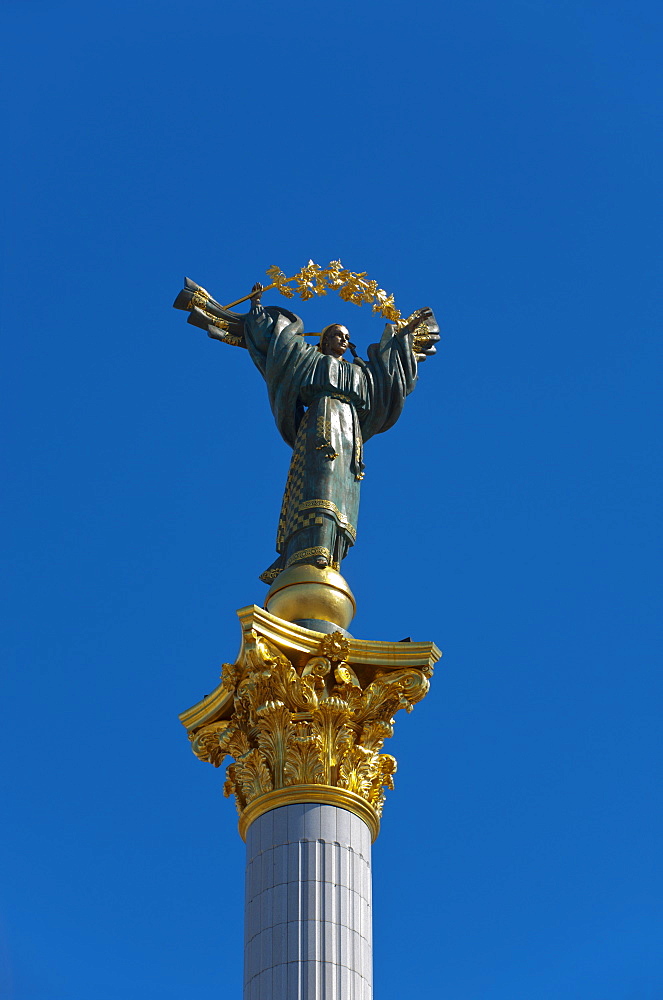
[403,307,434,334]
[405,307,440,361]
[250,281,263,308]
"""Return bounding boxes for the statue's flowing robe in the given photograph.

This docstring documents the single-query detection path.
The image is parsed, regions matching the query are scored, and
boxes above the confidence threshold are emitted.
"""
[244,304,419,583]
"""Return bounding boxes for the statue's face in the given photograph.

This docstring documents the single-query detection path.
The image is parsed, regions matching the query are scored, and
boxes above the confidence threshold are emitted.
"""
[322,325,350,358]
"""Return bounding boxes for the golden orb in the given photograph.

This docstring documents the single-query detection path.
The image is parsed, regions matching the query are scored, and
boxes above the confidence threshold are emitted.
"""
[264,564,356,630]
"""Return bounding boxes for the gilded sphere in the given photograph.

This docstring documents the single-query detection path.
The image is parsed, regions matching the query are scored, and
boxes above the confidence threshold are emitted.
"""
[264,564,356,629]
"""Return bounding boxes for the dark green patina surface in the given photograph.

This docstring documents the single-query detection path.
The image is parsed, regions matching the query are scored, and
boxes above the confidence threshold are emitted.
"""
[244,303,418,582]
[173,281,438,582]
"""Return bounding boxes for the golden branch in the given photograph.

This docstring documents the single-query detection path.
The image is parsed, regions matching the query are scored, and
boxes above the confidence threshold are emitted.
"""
[220,259,410,324]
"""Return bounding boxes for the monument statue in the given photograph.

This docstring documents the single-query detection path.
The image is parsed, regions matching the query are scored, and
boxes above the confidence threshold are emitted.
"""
[176,261,443,998]
[173,261,439,590]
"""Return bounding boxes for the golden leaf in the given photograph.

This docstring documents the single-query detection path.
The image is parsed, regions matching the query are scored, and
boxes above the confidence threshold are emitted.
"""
[186,616,434,826]
[262,259,406,325]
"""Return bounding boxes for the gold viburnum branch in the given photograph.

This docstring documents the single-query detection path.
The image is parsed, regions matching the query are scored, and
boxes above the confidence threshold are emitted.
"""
[266,260,405,322]
[222,260,417,325]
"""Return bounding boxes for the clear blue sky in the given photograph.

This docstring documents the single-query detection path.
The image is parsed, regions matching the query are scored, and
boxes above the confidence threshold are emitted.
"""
[2,1,661,998]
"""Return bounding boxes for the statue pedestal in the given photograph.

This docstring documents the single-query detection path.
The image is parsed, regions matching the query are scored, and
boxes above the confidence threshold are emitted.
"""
[180,606,440,999]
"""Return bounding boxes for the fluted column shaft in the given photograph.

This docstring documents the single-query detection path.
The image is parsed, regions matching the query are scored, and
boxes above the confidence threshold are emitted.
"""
[244,803,373,1000]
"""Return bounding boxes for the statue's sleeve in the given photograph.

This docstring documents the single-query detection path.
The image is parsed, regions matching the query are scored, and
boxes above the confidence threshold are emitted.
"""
[244,304,316,448]
[243,304,277,377]
[359,324,419,442]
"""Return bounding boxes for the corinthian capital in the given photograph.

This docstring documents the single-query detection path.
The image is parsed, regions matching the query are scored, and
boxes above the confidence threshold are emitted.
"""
[180,606,440,840]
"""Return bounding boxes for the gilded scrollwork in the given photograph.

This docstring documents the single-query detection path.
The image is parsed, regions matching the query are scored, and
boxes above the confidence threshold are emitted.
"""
[189,721,233,768]
[317,631,350,662]
[188,628,431,820]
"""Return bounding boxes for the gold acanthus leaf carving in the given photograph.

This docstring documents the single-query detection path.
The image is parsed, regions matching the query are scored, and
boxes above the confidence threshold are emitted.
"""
[241,630,319,712]
[256,701,295,791]
[188,631,430,822]
[189,721,233,768]
[355,668,430,726]
[232,748,273,807]
[284,723,326,786]
[309,697,355,786]
[337,743,377,799]
[220,661,241,690]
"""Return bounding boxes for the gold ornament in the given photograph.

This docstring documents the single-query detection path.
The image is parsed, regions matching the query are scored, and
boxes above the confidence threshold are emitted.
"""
[224,260,410,324]
[181,606,440,838]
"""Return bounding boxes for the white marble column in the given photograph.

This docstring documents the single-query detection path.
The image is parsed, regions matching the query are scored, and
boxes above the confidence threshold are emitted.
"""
[244,802,373,1000]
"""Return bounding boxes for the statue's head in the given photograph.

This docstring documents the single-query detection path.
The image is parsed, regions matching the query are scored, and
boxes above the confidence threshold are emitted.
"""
[320,324,350,358]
